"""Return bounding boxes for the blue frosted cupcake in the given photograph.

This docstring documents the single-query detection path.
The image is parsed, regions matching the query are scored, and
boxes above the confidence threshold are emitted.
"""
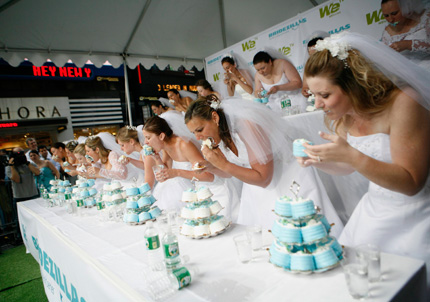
[293,139,314,157]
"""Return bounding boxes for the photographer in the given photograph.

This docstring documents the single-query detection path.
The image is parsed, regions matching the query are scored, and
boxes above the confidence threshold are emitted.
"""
[6,147,40,227]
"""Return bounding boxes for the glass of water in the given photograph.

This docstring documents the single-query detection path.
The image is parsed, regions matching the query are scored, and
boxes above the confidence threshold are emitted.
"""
[357,244,381,282]
[341,246,369,299]
[233,234,253,263]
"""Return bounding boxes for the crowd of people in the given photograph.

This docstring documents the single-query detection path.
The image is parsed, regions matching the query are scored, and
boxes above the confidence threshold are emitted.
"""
[2,0,430,293]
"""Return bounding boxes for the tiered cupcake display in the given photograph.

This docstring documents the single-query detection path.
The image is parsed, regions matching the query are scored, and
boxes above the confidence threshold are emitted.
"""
[180,186,230,238]
[123,183,161,225]
[48,179,73,206]
[72,178,98,208]
[269,181,343,273]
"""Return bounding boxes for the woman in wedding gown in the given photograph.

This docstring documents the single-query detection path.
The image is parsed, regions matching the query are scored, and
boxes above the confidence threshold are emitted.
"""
[381,0,430,68]
[142,116,239,219]
[185,96,343,233]
[253,51,302,111]
[297,32,430,291]
[221,56,254,101]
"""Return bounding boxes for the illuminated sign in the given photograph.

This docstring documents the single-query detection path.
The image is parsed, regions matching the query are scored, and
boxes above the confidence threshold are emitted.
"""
[32,66,92,78]
[0,122,18,128]
[157,84,197,92]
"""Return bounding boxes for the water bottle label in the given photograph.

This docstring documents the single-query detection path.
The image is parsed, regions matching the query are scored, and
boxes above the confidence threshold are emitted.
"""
[163,242,179,259]
[96,202,105,210]
[64,193,72,200]
[172,267,192,289]
[76,199,84,207]
[281,98,291,109]
[145,235,160,250]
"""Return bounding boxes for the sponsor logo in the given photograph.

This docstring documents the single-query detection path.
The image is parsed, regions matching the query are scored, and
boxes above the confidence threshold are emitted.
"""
[242,38,258,52]
[268,18,307,39]
[278,43,294,56]
[207,55,223,65]
[366,9,387,25]
[328,23,350,35]
[213,72,221,82]
[296,65,304,73]
[319,0,343,19]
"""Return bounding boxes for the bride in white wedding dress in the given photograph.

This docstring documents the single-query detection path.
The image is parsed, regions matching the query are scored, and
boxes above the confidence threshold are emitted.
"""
[297,32,430,293]
[221,55,254,101]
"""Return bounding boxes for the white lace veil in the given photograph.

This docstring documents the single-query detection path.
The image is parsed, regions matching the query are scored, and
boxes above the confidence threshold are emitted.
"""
[160,110,200,148]
[136,125,145,146]
[159,97,175,108]
[220,98,294,166]
[179,90,197,101]
[398,0,427,20]
[316,32,430,110]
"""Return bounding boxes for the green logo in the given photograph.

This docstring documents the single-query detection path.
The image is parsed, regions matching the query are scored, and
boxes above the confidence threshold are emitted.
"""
[319,0,343,18]
[213,72,220,82]
[242,39,257,52]
[164,242,179,259]
[366,9,386,25]
[278,44,293,56]
[172,267,192,289]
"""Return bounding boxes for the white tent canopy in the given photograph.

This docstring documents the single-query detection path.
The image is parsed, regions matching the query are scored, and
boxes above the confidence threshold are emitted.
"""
[0,0,327,69]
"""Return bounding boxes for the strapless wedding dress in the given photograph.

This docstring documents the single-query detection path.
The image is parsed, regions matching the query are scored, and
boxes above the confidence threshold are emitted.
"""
[235,84,254,102]
[339,133,430,290]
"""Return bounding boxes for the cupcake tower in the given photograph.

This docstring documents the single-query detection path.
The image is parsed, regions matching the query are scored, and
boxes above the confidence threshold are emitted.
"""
[72,178,98,208]
[269,181,343,273]
[180,186,230,238]
[48,179,73,206]
[123,183,161,225]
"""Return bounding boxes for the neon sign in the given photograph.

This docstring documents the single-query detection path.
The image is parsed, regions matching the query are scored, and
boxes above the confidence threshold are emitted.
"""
[32,66,92,78]
[0,122,18,128]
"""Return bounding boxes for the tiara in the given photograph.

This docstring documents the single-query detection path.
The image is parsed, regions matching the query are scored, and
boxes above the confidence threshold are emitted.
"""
[126,125,137,131]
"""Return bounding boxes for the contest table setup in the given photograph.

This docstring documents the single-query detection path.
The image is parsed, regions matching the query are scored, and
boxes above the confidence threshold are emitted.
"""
[18,198,427,302]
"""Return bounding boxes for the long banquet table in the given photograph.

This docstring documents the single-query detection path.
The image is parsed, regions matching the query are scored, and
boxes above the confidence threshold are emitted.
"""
[18,199,427,302]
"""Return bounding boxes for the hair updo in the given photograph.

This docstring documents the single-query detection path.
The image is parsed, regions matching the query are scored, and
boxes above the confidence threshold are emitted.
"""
[184,95,232,147]
[305,48,397,133]
[73,144,86,156]
[116,126,139,144]
[143,116,174,141]
[221,56,235,66]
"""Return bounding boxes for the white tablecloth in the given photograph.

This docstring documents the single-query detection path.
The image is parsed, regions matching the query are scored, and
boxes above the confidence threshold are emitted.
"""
[18,199,427,302]
[283,111,370,224]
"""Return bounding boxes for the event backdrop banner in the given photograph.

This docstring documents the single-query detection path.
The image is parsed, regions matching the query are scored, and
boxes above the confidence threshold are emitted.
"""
[205,0,386,98]
[18,204,144,302]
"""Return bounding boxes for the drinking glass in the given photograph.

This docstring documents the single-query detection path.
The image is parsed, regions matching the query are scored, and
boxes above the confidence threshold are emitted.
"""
[341,247,369,299]
[233,234,252,263]
[246,225,262,251]
[357,244,381,282]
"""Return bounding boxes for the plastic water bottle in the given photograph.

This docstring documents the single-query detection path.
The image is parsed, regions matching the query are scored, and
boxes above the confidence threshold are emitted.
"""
[162,214,181,270]
[146,266,198,301]
[144,221,164,271]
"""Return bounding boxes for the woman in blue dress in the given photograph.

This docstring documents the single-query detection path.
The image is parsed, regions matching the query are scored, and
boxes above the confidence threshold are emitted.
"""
[29,150,60,191]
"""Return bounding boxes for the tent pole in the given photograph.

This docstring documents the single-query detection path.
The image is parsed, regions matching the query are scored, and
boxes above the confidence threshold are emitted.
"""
[123,56,133,126]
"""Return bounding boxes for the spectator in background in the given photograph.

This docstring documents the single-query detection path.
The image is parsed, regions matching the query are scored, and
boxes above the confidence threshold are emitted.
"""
[29,150,59,191]
[6,147,40,233]
[38,145,61,172]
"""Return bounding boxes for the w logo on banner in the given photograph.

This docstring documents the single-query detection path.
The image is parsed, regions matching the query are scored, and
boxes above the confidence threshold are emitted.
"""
[366,9,386,25]
[319,0,343,18]
[213,72,220,82]
[242,39,257,52]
